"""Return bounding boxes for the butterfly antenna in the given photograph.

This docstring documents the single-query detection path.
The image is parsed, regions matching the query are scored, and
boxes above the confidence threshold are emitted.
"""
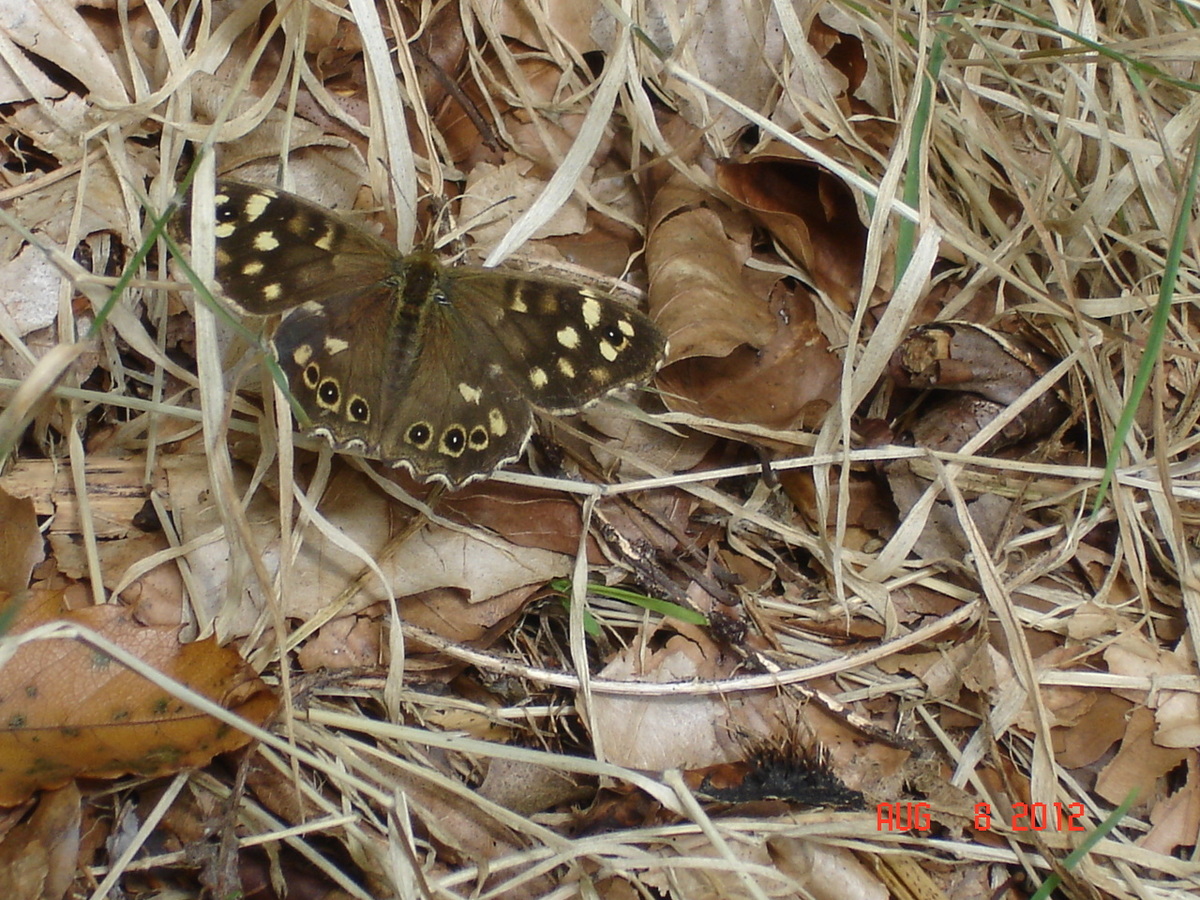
[432,192,519,257]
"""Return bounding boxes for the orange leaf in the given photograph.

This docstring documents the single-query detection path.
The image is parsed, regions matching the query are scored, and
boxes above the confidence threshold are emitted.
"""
[0,590,278,806]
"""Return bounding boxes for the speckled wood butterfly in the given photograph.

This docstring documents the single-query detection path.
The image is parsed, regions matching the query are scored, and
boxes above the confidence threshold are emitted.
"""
[187,181,666,486]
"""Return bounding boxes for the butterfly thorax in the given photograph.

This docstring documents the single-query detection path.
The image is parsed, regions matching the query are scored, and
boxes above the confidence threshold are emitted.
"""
[381,252,446,372]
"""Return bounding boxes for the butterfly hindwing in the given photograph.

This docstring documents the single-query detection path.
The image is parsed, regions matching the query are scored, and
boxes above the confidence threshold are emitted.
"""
[272,283,534,484]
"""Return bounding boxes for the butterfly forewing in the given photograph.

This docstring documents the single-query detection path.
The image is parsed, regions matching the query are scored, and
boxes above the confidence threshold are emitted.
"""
[444,268,666,414]
[196,180,667,486]
[206,182,396,315]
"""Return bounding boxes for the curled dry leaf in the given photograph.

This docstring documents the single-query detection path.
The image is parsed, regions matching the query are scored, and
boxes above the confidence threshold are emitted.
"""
[648,170,840,429]
[889,320,1069,452]
[716,149,870,314]
[0,0,126,106]
[0,590,278,807]
[880,320,1071,559]
[588,632,785,772]
[168,460,571,633]
[1095,706,1189,809]
[0,781,80,900]
[1140,756,1200,857]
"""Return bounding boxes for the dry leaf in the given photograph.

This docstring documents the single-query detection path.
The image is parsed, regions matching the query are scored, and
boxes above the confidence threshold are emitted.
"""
[1094,706,1189,807]
[717,152,869,314]
[589,633,780,771]
[648,170,839,428]
[170,460,571,632]
[0,590,277,806]
[0,782,80,900]
[295,615,381,671]
[0,488,42,595]
[1141,755,1200,856]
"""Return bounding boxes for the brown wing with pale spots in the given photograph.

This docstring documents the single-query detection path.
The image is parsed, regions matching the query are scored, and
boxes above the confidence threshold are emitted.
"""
[272,286,535,486]
[188,180,666,486]
[190,181,397,316]
[444,268,667,414]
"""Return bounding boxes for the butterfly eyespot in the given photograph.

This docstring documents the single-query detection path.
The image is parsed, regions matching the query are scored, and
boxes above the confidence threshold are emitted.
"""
[302,363,320,389]
[433,289,450,305]
[407,422,433,448]
[348,396,370,424]
[317,378,341,408]
[468,426,489,449]
[602,324,627,347]
[216,204,237,223]
[440,426,466,457]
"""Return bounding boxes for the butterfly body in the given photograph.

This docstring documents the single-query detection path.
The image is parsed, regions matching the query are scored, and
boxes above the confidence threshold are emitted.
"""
[194,181,666,486]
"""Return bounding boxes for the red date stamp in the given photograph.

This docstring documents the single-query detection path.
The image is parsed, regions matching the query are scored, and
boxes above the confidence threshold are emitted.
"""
[877,801,1087,832]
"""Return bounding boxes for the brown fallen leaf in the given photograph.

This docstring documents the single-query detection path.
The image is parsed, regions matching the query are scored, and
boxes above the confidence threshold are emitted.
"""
[1142,754,1200,856]
[0,590,278,806]
[889,320,1069,451]
[1095,706,1189,807]
[0,487,43,596]
[0,782,80,900]
[716,150,870,314]
[647,166,840,430]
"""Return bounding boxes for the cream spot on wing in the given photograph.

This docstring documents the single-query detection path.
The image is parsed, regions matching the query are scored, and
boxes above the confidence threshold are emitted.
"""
[557,358,576,378]
[262,283,282,301]
[215,223,236,239]
[529,366,549,389]
[458,382,482,403]
[253,231,280,252]
[489,409,508,436]
[323,336,350,355]
[618,319,635,337]
[244,192,272,222]
[581,296,602,329]
[510,287,528,313]
[557,326,580,348]
[292,344,313,366]
[599,340,618,362]
[314,223,336,251]
[242,260,264,276]
[589,367,610,383]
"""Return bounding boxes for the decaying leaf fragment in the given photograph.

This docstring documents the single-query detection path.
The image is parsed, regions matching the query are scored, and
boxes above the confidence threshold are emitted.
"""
[889,320,1069,453]
[0,590,278,806]
[879,319,1071,560]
